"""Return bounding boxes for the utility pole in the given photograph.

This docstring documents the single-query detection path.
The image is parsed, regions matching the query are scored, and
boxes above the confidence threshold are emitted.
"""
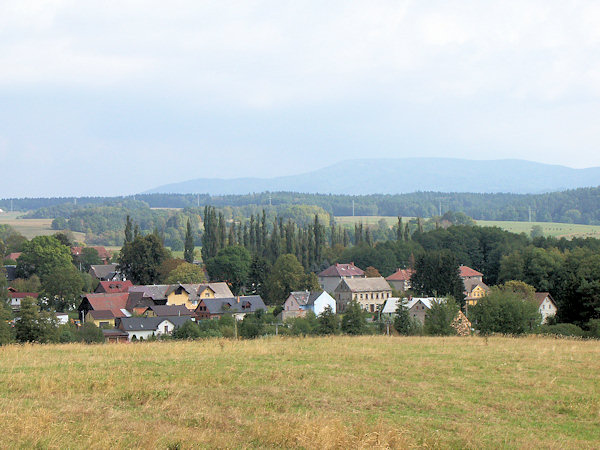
[352,200,355,217]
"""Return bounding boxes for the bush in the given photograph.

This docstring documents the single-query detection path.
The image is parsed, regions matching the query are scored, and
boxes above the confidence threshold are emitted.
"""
[424,298,459,336]
[536,323,586,337]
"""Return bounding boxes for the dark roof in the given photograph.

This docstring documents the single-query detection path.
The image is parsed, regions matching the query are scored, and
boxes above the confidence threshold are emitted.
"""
[128,285,170,301]
[118,316,191,331]
[318,262,364,278]
[89,310,115,320]
[8,292,39,299]
[199,296,266,315]
[534,292,556,308]
[102,329,129,337]
[289,291,324,307]
[3,265,17,281]
[89,264,119,280]
[149,304,193,316]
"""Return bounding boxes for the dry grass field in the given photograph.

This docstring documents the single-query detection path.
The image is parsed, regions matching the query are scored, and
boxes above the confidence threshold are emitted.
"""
[0,212,86,242]
[1,336,599,449]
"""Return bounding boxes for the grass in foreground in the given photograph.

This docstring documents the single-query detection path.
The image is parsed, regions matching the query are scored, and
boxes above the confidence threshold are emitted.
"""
[1,336,599,449]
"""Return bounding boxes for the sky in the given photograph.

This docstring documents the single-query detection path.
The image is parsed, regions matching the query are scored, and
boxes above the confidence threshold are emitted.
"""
[1,0,600,197]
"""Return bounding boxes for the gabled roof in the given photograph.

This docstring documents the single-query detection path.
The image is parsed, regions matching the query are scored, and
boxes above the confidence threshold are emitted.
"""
[382,297,446,314]
[207,282,234,298]
[97,280,133,294]
[6,252,21,261]
[149,304,193,316]
[118,316,191,332]
[288,291,326,307]
[88,310,115,320]
[81,293,130,318]
[459,265,483,278]
[199,296,266,315]
[318,262,364,278]
[386,268,414,281]
[336,277,391,292]
[534,292,556,308]
[464,279,489,295]
[8,292,39,299]
[89,264,120,280]
[129,285,170,301]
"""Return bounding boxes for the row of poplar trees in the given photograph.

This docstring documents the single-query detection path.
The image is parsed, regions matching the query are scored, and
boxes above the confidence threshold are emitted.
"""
[201,206,330,271]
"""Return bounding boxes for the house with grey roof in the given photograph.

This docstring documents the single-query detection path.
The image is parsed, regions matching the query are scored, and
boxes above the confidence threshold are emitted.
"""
[194,295,266,320]
[318,262,365,293]
[88,264,124,281]
[334,277,392,313]
[382,297,446,324]
[116,316,192,341]
[281,290,336,320]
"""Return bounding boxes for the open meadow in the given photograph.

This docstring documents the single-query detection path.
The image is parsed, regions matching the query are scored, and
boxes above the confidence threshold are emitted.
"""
[1,335,599,449]
[336,215,600,239]
[0,212,86,242]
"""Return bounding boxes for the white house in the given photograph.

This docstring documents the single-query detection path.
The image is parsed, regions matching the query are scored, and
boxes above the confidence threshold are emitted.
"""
[534,292,558,323]
[281,291,336,320]
[117,316,191,341]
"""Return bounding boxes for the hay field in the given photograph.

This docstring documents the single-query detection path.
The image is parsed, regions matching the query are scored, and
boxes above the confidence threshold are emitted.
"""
[0,211,86,242]
[336,215,600,239]
[1,336,599,449]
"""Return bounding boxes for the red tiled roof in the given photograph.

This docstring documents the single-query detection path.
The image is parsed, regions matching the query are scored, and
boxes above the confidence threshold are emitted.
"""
[459,265,483,278]
[84,293,129,317]
[71,246,111,260]
[8,292,39,299]
[97,280,133,293]
[386,268,414,281]
[6,252,21,261]
[318,262,364,277]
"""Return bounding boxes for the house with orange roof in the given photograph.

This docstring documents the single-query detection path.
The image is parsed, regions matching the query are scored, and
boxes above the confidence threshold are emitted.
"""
[386,268,414,292]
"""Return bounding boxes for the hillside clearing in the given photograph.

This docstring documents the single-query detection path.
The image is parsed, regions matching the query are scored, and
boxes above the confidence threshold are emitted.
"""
[1,336,598,448]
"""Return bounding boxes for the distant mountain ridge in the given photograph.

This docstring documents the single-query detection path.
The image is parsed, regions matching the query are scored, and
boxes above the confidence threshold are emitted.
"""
[145,158,600,195]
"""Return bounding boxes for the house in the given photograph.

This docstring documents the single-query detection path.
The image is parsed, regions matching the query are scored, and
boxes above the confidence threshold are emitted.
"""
[95,280,133,294]
[71,246,112,264]
[459,265,484,283]
[143,304,194,318]
[7,288,39,311]
[463,279,490,308]
[78,293,131,325]
[318,262,365,293]
[6,252,21,262]
[117,316,191,341]
[89,264,124,281]
[165,283,235,309]
[86,310,115,328]
[55,312,69,325]
[334,277,392,313]
[382,297,445,324]
[534,292,558,323]
[128,285,170,304]
[194,295,266,320]
[386,268,414,292]
[281,290,336,320]
[3,265,17,281]
[102,329,129,343]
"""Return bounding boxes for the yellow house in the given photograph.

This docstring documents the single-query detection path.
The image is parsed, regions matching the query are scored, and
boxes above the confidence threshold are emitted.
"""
[166,284,216,310]
[464,281,489,307]
[85,310,115,328]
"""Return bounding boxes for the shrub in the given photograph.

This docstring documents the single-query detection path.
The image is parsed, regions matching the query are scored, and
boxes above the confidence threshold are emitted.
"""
[536,323,586,337]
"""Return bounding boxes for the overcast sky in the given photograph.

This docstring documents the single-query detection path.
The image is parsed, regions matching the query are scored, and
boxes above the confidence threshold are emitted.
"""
[1,0,600,197]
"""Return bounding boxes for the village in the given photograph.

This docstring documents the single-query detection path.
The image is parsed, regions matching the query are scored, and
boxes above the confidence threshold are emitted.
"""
[4,241,558,342]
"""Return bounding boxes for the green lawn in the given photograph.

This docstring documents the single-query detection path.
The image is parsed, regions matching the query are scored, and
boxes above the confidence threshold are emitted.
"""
[1,336,598,448]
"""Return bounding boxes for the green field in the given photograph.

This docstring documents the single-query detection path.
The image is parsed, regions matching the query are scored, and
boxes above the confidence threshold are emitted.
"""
[336,215,600,239]
[1,336,598,448]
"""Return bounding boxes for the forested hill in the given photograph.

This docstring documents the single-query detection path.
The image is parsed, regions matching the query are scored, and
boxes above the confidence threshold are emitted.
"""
[144,158,600,195]
[4,186,600,225]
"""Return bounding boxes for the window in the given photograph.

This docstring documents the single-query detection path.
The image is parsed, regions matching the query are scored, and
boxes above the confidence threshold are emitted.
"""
[164,325,169,333]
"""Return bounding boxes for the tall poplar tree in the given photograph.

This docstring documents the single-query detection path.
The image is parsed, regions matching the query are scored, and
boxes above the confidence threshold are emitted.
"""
[184,218,195,263]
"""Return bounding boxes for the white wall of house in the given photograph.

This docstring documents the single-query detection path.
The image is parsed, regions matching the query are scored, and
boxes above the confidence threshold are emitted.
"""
[539,298,557,323]
[126,330,156,341]
[311,292,336,316]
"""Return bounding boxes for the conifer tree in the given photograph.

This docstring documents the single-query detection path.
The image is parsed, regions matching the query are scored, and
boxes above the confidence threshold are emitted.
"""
[184,219,195,263]
[124,215,133,244]
[397,217,403,241]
